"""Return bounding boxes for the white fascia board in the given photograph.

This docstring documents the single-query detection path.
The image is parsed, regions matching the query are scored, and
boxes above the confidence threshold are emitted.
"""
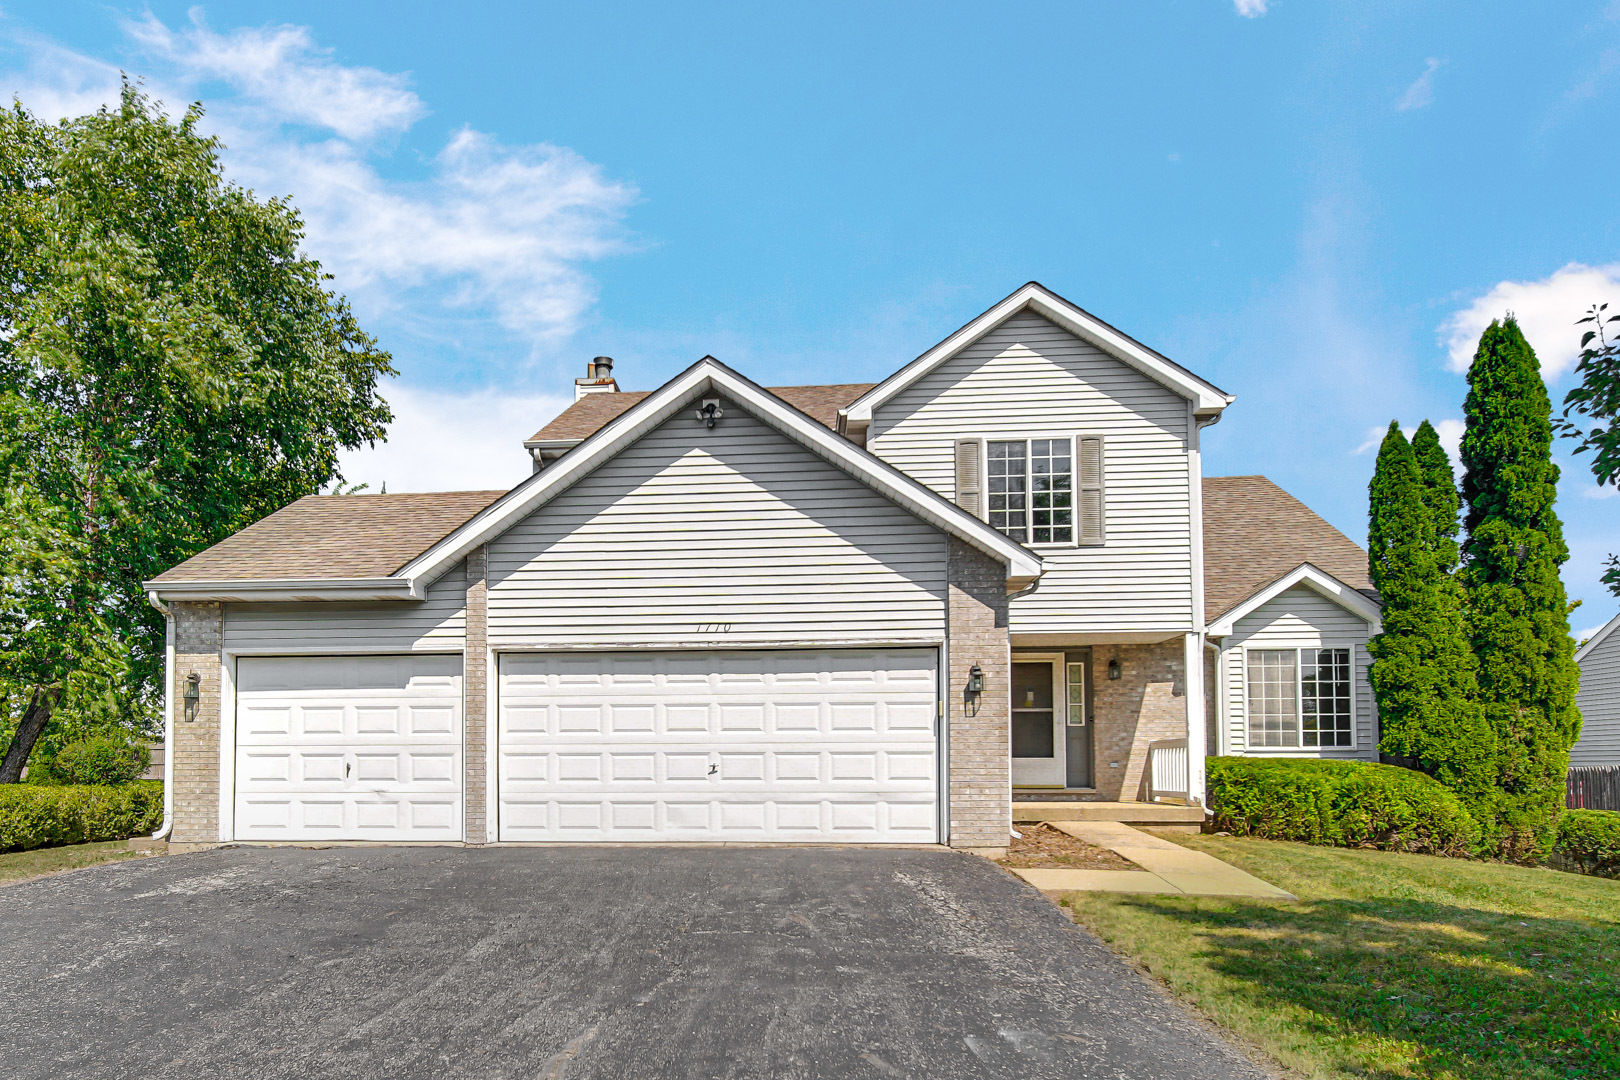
[399,357,1043,588]
[1207,563,1382,638]
[1576,611,1620,664]
[842,282,1234,425]
[142,577,424,603]
[520,437,582,452]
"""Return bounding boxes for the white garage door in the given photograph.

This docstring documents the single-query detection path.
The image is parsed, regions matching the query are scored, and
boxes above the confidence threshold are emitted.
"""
[234,655,463,841]
[497,648,939,843]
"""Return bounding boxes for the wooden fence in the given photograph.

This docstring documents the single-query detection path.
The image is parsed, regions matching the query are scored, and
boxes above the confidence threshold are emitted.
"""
[1567,766,1620,811]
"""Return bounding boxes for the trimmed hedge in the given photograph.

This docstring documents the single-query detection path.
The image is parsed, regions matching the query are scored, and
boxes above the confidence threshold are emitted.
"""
[0,782,164,853]
[1207,757,1480,857]
[1553,809,1620,879]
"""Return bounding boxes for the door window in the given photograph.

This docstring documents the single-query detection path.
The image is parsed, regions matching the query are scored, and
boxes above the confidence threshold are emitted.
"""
[1011,661,1055,757]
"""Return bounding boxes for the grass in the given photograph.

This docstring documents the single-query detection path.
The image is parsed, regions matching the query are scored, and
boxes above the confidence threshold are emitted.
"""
[0,840,150,886]
[1062,834,1620,1080]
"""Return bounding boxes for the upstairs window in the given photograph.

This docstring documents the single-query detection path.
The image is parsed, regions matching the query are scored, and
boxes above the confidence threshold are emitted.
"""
[966,437,1103,545]
[1245,647,1354,748]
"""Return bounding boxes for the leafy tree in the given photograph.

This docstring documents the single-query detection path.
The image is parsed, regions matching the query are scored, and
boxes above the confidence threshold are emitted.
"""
[1367,422,1493,820]
[0,85,393,779]
[1558,303,1620,595]
[1460,318,1582,861]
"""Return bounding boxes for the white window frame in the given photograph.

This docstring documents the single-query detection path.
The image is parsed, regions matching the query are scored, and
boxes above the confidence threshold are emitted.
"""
[975,435,1094,549]
[1242,645,1357,751]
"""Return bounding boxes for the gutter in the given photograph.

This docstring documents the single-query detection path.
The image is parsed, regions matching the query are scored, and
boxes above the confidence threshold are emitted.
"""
[147,591,174,842]
[142,576,424,604]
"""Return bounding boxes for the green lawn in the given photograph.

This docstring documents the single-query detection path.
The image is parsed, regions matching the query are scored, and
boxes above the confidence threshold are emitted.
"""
[0,840,151,886]
[1063,834,1620,1080]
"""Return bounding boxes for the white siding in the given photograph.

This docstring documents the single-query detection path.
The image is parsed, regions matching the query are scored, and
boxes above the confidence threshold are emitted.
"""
[487,398,948,647]
[1573,623,1620,766]
[867,310,1193,634]
[222,563,468,654]
[1219,585,1377,759]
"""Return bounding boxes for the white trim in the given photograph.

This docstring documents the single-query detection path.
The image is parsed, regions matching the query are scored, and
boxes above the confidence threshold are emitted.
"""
[217,652,237,843]
[1576,611,1620,664]
[1241,643,1360,752]
[1010,651,1066,787]
[400,357,1043,590]
[975,434,1097,549]
[1207,563,1382,638]
[841,282,1233,426]
[520,437,584,452]
[1184,631,1206,802]
[144,578,423,603]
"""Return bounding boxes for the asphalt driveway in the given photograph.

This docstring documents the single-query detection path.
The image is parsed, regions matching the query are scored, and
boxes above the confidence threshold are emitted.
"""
[0,846,1271,1080]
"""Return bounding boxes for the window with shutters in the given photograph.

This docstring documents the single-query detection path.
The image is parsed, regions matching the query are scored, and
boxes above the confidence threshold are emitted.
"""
[972,437,1102,546]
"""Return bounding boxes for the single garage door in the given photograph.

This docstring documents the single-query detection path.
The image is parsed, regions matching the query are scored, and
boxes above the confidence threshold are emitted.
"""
[234,654,463,841]
[497,648,939,843]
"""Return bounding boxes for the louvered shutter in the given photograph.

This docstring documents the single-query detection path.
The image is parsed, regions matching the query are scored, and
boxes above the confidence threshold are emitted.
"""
[955,439,981,517]
[1077,435,1105,544]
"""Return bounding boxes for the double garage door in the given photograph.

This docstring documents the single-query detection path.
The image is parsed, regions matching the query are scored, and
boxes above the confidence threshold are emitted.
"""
[234,648,939,844]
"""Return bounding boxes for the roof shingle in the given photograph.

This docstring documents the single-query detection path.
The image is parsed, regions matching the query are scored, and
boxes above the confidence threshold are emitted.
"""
[1201,475,1374,622]
[527,384,875,443]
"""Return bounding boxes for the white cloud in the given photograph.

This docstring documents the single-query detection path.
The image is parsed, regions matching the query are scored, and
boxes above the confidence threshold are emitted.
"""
[0,14,636,347]
[1233,0,1268,16]
[1439,262,1620,378]
[1396,57,1444,112]
[1581,482,1619,500]
[337,384,571,493]
[1353,417,1464,463]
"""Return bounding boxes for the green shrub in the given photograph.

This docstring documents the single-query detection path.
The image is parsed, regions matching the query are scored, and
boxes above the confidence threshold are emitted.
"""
[1207,757,1481,857]
[1553,809,1620,879]
[43,736,150,786]
[0,782,164,853]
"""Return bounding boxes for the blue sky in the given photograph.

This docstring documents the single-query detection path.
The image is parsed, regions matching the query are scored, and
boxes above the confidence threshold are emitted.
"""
[10,1,1620,636]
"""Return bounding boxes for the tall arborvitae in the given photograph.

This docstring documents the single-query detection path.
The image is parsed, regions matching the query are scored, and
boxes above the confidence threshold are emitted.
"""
[1412,420,1461,573]
[1460,318,1583,861]
[1367,422,1494,819]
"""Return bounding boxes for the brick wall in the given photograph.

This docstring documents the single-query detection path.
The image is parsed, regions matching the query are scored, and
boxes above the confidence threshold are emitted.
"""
[946,538,1011,852]
[1088,640,1186,801]
[170,602,222,844]
[464,549,489,844]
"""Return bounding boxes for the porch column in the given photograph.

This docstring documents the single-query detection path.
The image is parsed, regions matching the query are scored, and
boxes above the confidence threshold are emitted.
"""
[464,547,490,844]
[170,602,223,847]
[1184,632,1207,805]
[945,537,1011,855]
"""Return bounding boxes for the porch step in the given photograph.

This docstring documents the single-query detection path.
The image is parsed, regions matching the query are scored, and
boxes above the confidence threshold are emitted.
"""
[1012,800,1205,829]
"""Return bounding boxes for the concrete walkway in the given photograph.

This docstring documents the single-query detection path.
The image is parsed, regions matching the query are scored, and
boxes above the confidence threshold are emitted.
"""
[1010,821,1296,899]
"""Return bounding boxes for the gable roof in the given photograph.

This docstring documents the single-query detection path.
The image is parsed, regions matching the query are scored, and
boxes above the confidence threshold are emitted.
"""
[147,491,504,600]
[527,383,875,445]
[841,281,1233,427]
[406,356,1042,591]
[1202,475,1376,625]
[1206,562,1383,638]
[1577,611,1620,664]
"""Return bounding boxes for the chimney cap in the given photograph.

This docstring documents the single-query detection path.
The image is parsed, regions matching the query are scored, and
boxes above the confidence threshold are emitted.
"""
[591,356,614,378]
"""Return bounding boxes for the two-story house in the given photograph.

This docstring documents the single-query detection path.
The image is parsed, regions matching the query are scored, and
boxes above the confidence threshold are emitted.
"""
[146,283,1382,853]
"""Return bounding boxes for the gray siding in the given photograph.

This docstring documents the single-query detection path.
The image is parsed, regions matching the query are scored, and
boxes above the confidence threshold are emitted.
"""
[487,397,948,647]
[866,310,1193,634]
[222,563,467,654]
[1573,621,1620,766]
[1219,585,1377,759]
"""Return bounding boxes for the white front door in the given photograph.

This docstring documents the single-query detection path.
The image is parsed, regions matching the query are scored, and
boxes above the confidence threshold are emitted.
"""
[496,648,939,843]
[233,654,463,841]
[1011,657,1064,787]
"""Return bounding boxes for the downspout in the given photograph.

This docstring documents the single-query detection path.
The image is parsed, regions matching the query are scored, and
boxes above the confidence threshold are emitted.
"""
[148,591,175,841]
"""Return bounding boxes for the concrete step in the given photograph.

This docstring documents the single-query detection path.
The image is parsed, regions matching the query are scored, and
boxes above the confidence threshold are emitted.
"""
[1012,800,1205,830]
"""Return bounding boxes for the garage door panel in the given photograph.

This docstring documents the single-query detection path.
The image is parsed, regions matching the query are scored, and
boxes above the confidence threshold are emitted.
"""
[234,655,463,842]
[497,648,938,843]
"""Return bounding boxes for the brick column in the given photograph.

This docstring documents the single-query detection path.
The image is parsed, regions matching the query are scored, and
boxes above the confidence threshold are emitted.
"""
[464,548,489,844]
[945,538,1011,854]
[1089,641,1186,801]
[170,602,223,846]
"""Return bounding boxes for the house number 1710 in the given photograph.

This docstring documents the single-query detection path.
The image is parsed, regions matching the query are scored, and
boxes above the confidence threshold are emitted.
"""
[696,623,733,633]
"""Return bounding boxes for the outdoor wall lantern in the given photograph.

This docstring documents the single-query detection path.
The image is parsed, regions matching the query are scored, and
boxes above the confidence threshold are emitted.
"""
[696,397,723,428]
[966,665,985,696]
[1107,658,1122,681]
[183,672,201,722]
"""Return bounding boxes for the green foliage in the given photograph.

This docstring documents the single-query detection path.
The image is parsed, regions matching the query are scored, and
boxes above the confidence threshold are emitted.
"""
[1552,809,1620,879]
[1366,423,1494,812]
[0,84,393,775]
[1206,757,1481,857]
[35,736,149,787]
[0,781,163,852]
[1557,303,1620,595]
[1412,419,1461,572]
[1460,318,1583,861]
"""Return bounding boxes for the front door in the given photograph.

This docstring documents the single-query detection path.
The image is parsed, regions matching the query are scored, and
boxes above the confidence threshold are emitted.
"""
[1010,657,1063,786]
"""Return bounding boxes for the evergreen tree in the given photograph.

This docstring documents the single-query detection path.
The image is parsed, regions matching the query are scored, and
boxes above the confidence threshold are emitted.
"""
[1412,420,1461,573]
[1460,318,1582,861]
[1367,423,1494,819]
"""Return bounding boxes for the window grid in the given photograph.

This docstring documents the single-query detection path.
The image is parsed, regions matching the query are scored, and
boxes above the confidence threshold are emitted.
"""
[1302,648,1353,747]
[1246,650,1298,748]
[1245,647,1355,750]
[987,439,1074,544]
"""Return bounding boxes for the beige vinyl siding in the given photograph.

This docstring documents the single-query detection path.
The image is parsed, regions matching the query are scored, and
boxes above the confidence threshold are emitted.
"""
[1573,623,1620,766]
[487,397,947,647]
[222,563,468,653]
[1220,585,1377,759]
[866,310,1192,634]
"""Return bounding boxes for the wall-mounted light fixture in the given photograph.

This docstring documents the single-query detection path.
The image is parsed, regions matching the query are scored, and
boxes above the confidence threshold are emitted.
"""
[696,398,723,428]
[966,664,985,696]
[1107,658,1122,681]
[183,672,201,722]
